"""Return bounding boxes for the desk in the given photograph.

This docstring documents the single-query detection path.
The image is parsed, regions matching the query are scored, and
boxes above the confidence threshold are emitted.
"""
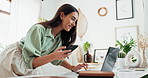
[114,70,148,78]
[15,69,147,78]
[13,72,78,78]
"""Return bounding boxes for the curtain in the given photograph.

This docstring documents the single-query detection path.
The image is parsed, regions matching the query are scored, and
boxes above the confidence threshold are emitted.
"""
[8,0,41,44]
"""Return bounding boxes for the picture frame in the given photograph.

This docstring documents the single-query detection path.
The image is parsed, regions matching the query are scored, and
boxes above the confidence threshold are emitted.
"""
[93,49,108,63]
[116,0,134,20]
[115,25,139,49]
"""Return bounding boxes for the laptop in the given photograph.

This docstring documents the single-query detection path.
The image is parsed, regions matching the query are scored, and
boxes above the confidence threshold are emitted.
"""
[78,47,120,77]
[82,47,120,72]
[101,47,120,71]
[78,47,120,78]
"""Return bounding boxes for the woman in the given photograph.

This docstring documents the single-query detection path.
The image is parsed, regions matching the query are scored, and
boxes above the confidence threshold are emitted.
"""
[0,4,88,77]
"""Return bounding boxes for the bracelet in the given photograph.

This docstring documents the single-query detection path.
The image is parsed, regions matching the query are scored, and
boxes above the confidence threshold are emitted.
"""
[71,66,75,72]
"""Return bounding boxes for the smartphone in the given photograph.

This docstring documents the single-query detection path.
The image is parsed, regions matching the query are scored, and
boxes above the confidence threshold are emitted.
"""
[63,45,78,54]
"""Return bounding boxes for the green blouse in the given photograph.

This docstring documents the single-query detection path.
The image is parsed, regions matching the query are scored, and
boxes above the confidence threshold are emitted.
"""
[19,24,63,69]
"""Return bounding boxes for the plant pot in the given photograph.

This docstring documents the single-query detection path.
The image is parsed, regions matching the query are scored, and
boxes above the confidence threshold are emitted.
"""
[117,58,126,69]
[125,48,141,68]
[84,51,92,63]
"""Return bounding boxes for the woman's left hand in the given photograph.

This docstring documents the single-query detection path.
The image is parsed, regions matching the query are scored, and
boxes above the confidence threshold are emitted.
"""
[71,63,88,72]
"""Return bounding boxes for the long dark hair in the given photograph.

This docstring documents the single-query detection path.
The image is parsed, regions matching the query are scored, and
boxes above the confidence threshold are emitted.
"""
[39,4,78,47]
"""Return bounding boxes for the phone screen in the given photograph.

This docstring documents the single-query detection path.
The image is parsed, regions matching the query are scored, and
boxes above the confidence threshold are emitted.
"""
[63,45,78,54]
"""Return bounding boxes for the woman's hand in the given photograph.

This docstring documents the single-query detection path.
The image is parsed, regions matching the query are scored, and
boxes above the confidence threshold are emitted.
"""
[71,63,88,72]
[51,46,71,60]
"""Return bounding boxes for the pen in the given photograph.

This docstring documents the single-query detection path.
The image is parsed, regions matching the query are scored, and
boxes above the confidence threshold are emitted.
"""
[84,66,87,71]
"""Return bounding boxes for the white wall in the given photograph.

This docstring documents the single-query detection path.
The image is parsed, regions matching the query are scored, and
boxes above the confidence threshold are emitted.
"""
[42,0,56,20]
[42,0,144,53]
[144,0,148,33]
[144,0,148,56]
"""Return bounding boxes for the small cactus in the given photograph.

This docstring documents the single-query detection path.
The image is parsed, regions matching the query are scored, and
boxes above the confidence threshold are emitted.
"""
[118,52,126,58]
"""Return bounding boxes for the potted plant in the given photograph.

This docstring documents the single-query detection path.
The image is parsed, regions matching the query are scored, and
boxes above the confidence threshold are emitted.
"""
[115,35,136,54]
[115,35,137,68]
[83,41,92,63]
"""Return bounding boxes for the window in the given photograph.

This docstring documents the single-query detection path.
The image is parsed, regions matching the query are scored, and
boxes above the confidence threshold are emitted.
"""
[0,0,11,15]
[0,0,11,46]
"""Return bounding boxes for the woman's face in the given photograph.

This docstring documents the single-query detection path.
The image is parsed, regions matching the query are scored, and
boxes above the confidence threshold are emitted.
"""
[60,12,78,31]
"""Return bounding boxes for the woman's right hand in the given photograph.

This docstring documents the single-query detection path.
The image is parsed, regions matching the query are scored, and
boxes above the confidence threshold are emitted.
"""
[50,46,72,60]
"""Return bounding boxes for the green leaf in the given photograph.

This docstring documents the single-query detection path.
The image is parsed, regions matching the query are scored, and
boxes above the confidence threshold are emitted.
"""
[115,35,137,54]
[83,41,90,51]
[116,40,123,50]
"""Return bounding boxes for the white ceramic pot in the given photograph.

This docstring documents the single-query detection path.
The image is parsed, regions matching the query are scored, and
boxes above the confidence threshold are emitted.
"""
[117,58,126,69]
[125,48,141,68]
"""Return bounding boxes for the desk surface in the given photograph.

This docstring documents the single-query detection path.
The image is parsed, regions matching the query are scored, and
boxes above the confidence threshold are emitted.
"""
[15,69,148,78]
[14,72,78,78]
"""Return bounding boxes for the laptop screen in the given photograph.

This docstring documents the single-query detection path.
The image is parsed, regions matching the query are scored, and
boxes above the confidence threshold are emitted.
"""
[101,47,120,71]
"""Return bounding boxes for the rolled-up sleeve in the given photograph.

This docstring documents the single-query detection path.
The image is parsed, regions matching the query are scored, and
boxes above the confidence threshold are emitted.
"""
[22,24,44,69]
